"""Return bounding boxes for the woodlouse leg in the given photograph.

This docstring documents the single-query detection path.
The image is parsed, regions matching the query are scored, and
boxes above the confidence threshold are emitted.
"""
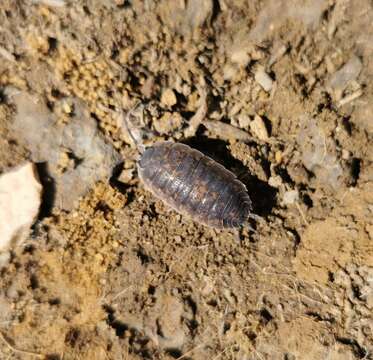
[245,223,257,233]
[248,213,264,223]
[121,102,158,153]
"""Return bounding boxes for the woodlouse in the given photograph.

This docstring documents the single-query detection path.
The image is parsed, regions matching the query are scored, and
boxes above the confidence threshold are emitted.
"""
[124,110,253,229]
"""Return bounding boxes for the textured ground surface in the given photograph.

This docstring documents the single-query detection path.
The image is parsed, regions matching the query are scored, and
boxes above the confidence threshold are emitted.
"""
[0,1,372,359]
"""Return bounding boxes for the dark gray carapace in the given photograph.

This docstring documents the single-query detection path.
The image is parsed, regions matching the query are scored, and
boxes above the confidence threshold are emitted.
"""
[137,141,252,229]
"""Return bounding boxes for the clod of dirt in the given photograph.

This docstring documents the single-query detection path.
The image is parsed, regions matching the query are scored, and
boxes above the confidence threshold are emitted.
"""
[0,296,12,324]
[153,112,183,135]
[0,162,42,252]
[185,0,213,30]
[11,92,121,211]
[297,116,343,190]
[261,317,338,359]
[294,218,355,284]
[249,0,327,42]
[327,55,362,101]
[351,102,373,134]
[335,264,373,309]
[152,294,186,351]
[160,0,213,34]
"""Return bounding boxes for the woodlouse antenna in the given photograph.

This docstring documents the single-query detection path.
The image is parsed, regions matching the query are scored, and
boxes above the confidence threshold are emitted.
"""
[121,103,145,154]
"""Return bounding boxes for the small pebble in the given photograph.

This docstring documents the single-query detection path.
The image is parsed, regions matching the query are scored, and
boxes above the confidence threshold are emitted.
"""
[254,66,273,92]
[174,236,182,243]
[62,102,72,114]
[203,120,252,141]
[237,114,251,129]
[275,150,283,164]
[230,49,250,66]
[161,88,177,107]
[328,55,362,100]
[342,149,350,160]
[282,189,299,205]
[250,115,269,141]
[268,175,283,188]
[118,168,134,184]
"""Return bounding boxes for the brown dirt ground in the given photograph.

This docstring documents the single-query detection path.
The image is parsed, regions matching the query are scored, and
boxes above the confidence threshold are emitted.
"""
[0,1,372,359]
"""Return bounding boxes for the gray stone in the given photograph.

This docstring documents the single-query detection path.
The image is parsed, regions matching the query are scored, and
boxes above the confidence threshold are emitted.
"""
[11,92,121,211]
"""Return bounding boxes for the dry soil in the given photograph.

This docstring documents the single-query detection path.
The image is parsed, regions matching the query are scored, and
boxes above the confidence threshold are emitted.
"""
[0,1,372,359]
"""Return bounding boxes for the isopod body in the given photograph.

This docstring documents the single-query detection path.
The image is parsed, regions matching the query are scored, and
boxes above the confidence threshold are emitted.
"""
[138,141,252,229]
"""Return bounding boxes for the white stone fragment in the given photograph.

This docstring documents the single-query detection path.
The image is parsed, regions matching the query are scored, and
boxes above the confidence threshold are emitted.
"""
[118,168,134,184]
[250,115,269,141]
[0,46,16,62]
[0,163,42,252]
[282,189,299,205]
[237,114,251,129]
[202,121,252,142]
[254,66,274,92]
[268,44,287,68]
[32,0,65,7]
[337,89,363,107]
[268,175,283,188]
[231,49,250,67]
